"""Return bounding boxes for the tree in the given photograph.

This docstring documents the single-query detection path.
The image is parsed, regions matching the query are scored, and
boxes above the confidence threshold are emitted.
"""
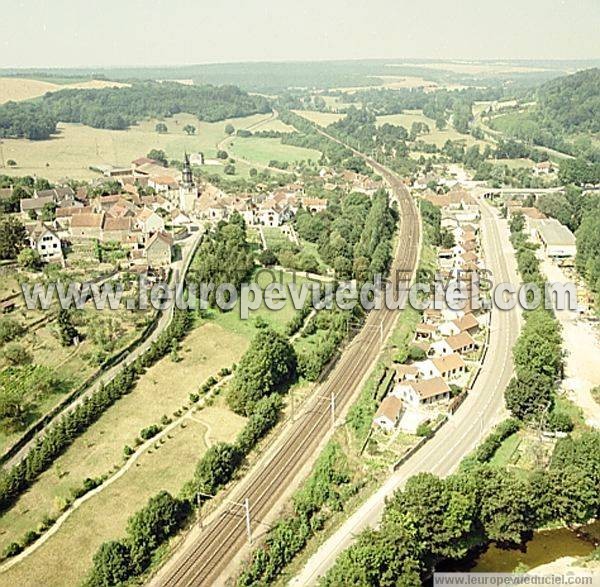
[88,540,132,587]
[225,124,235,135]
[227,327,297,415]
[6,160,16,167]
[505,368,554,421]
[0,318,25,344]
[17,248,41,270]
[155,122,168,134]
[57,309,79,347]
[258,248,277,266]
[147,149,168,167]
[0,217,27,260]
[195,442,242,494]
[217,150,228,159]
[183,124,196,135]
[127,491,189,572]
[41,202,57,221]
[249,167,258,177]
[223,164,236,175]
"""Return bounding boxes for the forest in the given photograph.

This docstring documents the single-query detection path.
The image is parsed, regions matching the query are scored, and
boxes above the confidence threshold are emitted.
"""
[0,82,271,139]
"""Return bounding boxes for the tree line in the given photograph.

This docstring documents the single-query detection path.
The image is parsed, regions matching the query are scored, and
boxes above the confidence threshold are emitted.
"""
[321,430,599,586]
[0,310,193,515]
[0,82,271,140]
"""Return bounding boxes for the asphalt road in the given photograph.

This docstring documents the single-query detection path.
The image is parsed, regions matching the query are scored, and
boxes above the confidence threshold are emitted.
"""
[149,136,422,587]
[290,198,522,585]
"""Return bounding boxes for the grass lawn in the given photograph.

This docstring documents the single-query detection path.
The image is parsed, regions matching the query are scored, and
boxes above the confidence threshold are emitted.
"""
[292,110,345,127]
[491,158,536,169]
[0,112,277,181]
[0,322,248,553]
[490,432,521,467]
[228,136,321,167]
[203,269,316,339]
[263,226,293,249]
[0,403,245,587]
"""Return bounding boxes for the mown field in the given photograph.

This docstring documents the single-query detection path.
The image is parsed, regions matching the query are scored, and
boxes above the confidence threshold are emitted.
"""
[0,322,248,577]
[228,136,321,167]
[0,401,245,587]
[0,112,306,181]
[0,77,128,105]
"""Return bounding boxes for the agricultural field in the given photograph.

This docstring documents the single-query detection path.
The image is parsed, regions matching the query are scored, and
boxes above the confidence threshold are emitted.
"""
[0,77,128,104]
[0,401,245,587]
[292,110,345,127]
[0,321,248,562]
[0,112,279,181]
[376,110,435,129]
[227,136,321,167]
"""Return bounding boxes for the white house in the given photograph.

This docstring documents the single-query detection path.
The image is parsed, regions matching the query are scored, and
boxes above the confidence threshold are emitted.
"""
[392,378,451,407]
[27,222,63,263]
[373,396,404,431]
[136,208,165,235]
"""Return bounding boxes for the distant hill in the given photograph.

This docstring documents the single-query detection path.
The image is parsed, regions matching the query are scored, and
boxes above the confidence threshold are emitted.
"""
[536,68,600,134]
[0,81,271,140]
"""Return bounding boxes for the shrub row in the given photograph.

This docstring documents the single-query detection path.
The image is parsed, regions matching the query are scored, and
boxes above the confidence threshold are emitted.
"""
[0,310,193,514]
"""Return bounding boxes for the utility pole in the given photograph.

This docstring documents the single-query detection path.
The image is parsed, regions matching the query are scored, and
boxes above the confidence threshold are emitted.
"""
[244,498,252,545]
[330,391,336,428]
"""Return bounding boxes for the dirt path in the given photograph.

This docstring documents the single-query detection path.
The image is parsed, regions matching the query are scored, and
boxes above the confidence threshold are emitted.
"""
[540,257,600,428]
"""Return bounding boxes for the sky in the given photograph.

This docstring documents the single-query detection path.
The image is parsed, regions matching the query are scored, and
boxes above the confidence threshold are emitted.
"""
[1,0,599,68]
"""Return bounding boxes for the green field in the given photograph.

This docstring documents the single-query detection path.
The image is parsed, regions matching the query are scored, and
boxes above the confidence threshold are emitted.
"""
[228,136,321,166]
[0,112,279,181]
[376,110,434,129]
[293,110,345,127]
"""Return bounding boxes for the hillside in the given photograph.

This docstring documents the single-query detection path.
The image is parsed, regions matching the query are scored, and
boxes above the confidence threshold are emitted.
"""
[537,67,600,134]
[0,82,271,140]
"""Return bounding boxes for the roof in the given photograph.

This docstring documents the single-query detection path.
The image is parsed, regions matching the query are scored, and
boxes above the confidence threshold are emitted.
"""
[132,157,159,166]
[103,216,131,231]
[432,353,466,374]
[534,218,576,247]
[27,221,59,241]
[146,231,173,249]
[408,377,450,400]
[394,364,419,378]
[446,332,477,352]
[416,323,437,334]
[520,207,547,220]
[71,213,104,228]
[150,175,179,186]
[137,207,158,222]
[20,195,55,211]
[452,313,479,332]
[374,396,403,422]
[56,206,92,218]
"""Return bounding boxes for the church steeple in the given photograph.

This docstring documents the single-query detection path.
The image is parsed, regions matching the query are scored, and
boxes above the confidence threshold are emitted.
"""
[182,152,193,187]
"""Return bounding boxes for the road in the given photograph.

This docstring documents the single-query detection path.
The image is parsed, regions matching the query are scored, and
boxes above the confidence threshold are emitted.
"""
[4,230,203,468]
[148,134,421,586]
[290,199,522,585]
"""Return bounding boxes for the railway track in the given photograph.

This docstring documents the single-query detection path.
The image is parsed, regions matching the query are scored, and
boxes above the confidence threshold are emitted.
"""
[152,136,421,587]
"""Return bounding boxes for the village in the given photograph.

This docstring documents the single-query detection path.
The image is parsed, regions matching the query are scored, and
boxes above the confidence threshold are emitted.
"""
[6,153,389,278]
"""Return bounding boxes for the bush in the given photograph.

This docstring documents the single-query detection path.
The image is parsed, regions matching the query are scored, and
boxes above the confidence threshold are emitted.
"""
[416,423,433,437]
[2,343,33,366]
[547,411,574,433]
[139,424,162,441]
